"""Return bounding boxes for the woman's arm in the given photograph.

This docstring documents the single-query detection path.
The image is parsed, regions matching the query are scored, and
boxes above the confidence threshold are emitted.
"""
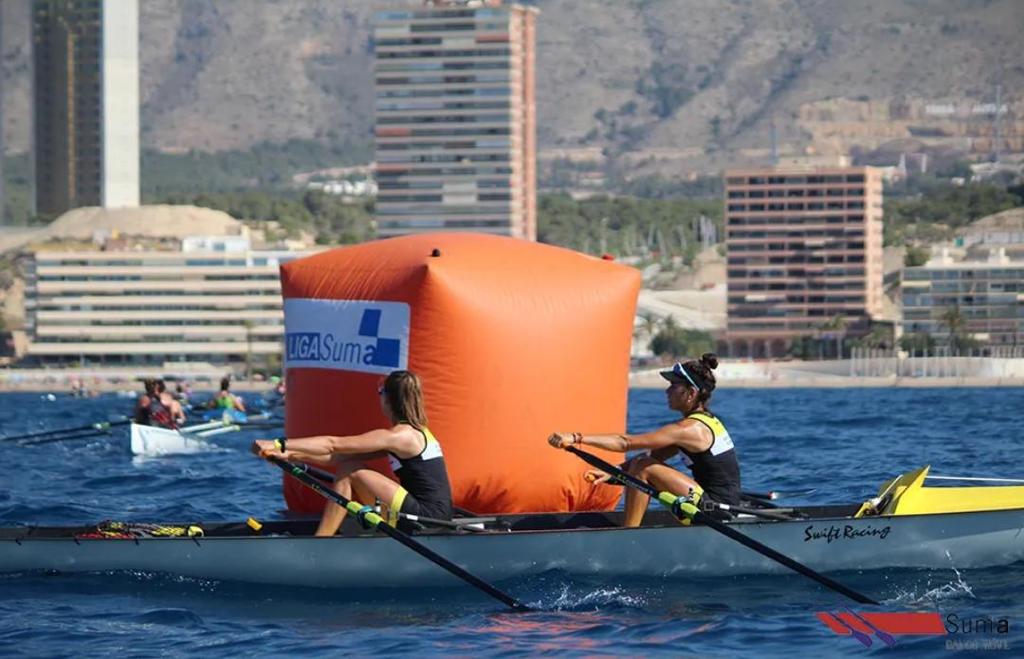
[548,423,686,454]
[254,428,403,462]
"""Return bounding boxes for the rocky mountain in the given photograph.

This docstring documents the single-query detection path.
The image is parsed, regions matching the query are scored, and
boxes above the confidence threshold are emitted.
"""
[3,0,1022,176]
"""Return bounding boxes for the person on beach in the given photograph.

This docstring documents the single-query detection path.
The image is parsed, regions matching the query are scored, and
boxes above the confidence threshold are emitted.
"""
[212,377,245,412]
[548,353,741,527]
[252,370,453,536]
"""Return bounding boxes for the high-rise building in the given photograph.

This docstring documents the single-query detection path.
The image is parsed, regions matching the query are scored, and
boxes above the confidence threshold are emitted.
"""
[32,0,139,216]
[373,0,537,240]
[724,166,884,358]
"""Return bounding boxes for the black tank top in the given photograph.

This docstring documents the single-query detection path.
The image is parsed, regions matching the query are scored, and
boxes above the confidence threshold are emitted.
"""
[387,426,453,519]
[679,411,741,505]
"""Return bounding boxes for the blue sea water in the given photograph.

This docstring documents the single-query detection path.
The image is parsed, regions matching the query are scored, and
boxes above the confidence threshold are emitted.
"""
[1,387,1023,657]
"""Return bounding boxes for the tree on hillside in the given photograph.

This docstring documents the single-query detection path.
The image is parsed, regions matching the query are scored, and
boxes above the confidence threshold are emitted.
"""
[904,244,930,267]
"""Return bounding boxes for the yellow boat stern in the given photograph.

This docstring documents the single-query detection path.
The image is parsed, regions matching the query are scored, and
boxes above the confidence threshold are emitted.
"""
[857,465,1024,516]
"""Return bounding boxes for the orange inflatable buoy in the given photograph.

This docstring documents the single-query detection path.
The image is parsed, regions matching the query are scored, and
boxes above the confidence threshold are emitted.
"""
[280,233,640,514]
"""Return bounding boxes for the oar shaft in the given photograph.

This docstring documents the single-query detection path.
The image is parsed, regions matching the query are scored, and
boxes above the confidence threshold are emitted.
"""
[265,455,528,611]
[4,418,128,442]
[20,427,117,446]
[693,507,877,604]
[179,420,227,434]
[195,425,241,438]
[565,446,878,606]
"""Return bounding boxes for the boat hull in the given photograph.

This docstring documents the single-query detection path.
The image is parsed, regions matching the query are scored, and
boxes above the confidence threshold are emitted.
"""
[129,423,209,455]
[2,508,1023,588]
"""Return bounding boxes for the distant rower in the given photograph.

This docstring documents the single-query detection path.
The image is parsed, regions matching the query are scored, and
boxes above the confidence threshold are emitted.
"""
[135,379,186,429]
[212,377,246,412]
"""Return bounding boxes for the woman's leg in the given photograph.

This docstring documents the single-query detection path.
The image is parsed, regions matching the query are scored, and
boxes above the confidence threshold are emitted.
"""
[315,458,370,537]
[348,469,404,520]
[623,457,700,528]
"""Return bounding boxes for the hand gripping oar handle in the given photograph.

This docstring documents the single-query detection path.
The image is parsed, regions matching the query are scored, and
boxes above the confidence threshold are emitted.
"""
[263,454,529,611]
[565,446,879,605]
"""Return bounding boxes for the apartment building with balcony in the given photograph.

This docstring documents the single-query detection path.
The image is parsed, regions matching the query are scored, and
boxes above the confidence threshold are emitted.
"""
[373,0,537,239]
[902,248,1024,347]
[724,166,884,358]
[23,237,311,366]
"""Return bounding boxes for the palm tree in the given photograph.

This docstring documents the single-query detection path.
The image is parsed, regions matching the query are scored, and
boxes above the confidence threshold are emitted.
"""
[819,314,848,359]
[940,306,975,355]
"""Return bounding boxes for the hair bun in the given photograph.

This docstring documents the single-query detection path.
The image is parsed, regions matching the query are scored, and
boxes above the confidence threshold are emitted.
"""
[700,353,719,370]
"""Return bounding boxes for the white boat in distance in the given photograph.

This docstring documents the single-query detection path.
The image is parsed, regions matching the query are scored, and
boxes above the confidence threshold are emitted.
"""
[130,415,275,456]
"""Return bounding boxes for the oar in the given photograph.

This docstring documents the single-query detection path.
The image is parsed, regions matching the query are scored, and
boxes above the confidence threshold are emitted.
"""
[194,424,241,438]
[2,418,129,442]
[824,611,873,647]
[595,467,817,502]
[565,446,879,605]
[262,454,529,611]
[20,427,120,446]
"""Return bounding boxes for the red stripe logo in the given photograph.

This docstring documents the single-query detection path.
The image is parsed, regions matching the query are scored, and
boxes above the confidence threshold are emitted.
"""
[817,611,946,646]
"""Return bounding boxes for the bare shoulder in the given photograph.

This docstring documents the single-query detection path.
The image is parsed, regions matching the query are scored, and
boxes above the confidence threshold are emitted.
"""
[674,417,714,451]
[388,423,426,457]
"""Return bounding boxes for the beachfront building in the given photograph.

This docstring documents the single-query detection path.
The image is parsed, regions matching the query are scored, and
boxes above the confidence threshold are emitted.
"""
[902,248,1024,347]
[32,0,139,216]
[23,237,310,367]
[724,166,885,358]
[373,0,537,239]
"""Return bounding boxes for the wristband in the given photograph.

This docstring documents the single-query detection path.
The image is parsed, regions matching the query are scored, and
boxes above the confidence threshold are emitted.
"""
[273,438,287,453]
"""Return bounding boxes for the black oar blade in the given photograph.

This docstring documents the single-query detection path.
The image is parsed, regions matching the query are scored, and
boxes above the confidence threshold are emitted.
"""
[263,455,529,611]
[565,446,878,606]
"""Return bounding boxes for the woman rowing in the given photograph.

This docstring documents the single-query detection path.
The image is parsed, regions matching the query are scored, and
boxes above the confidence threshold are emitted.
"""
[252,370,453,536]
[212,377,245,412]
[134,379,186,429]
[548,353,740,527]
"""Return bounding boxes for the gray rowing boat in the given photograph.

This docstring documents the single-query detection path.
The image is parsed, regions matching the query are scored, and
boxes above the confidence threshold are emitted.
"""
[2,502,1022,589]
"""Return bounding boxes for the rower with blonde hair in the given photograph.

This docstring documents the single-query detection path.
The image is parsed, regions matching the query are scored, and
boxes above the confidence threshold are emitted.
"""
[253,370,453,536]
